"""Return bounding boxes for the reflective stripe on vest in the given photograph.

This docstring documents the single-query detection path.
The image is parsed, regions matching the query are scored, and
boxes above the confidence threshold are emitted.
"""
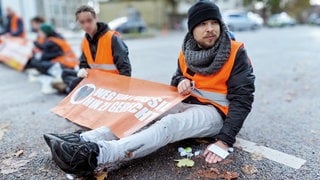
[192,88,229,107]
[82,30,120,74]
[89,64,117,71]
[178,41,243,115]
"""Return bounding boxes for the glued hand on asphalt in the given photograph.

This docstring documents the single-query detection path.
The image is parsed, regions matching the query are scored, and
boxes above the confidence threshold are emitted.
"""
[177,79,192,96]
[77,68,88,78]
[203,141,229,164]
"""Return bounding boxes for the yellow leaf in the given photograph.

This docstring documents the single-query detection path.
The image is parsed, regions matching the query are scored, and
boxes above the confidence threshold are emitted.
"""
[15,150,24,157]
[241,164,258,175]
[175,158,194,167]
[95,172,108,180]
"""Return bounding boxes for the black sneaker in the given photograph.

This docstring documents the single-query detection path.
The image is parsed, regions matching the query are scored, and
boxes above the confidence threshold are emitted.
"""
[43,130,85,147]
[51,140,99,176]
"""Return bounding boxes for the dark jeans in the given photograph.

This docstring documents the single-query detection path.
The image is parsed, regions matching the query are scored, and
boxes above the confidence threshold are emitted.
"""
[25,58,54,75]
[62,69,83,93]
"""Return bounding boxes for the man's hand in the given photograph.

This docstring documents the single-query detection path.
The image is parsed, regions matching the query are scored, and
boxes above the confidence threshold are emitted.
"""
[203,140,229,164]
[177,79,192,96]
[77,68,88,78]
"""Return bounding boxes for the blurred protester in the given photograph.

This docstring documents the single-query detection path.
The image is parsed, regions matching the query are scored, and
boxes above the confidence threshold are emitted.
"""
[25,23,78,94]
[0,7,25,38]
[53,5,131,93]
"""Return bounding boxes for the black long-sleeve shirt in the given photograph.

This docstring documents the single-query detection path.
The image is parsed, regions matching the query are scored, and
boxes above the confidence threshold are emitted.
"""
[79,22,131,77]
[171,46,255,146]
[33,32,65,61]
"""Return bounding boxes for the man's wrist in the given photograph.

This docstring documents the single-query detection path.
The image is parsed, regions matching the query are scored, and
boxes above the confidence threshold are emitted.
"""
[213,140,234,153]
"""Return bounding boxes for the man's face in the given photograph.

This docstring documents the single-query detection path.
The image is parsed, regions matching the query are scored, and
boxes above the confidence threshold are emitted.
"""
[31,21,41,32]
[6,8,14,17]
[192,19,220,49]
[77,12,97,35]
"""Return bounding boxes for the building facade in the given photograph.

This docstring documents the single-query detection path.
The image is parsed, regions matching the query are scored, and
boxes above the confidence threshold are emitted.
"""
[1,0,88,31]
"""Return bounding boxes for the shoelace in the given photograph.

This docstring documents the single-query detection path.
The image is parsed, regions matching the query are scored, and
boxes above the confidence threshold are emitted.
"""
[69,143,97,170]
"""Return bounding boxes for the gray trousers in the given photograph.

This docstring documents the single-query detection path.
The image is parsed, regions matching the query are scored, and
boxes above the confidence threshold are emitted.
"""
[81,103,223,164]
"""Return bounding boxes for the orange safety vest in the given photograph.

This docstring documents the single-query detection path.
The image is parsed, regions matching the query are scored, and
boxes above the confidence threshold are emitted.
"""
[32,36,45,54]
[81,30,120,74]
[48,37,79,68]
[10,14,25,38]
[178,41,243,115]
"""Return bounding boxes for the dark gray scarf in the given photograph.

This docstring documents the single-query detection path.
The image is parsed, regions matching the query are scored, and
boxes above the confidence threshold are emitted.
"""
[182,22,231,75]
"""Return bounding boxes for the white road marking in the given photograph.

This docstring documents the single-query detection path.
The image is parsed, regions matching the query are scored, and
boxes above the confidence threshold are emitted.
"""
[234,138,306,169]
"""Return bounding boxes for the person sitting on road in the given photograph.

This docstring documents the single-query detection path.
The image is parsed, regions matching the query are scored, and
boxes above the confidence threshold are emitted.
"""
[44,1,255,177]
[0,7,25,38]
[25,23,79,93]
[53,5,131,94]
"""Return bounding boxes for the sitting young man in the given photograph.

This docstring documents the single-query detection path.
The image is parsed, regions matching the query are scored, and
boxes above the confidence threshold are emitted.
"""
[44,1,255,177]
[54,5,131,94]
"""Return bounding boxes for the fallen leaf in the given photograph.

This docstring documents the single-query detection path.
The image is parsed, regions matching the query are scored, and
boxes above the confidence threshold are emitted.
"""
[209,167,220,174]
[0,123,10,140]
[184,147,192,153]
[195,169,219,179]
[175,158,194,167]
[96,172,108,180]
[251,152,263,160]
[15,149,24,157]
[194,168,238,179]
[219,171,239,180]
[241,164,258,175]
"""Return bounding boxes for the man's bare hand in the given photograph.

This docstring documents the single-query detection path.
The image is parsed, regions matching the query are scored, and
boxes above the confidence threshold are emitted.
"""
[177,79,192,96]
[203,140,229,164]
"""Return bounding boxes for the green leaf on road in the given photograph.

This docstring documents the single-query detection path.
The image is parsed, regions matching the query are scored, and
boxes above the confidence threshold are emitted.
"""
[184,147,192,153]
[175,158,194,167]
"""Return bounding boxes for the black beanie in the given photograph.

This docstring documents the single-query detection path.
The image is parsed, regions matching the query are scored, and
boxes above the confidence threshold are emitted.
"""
[187,1,222,33]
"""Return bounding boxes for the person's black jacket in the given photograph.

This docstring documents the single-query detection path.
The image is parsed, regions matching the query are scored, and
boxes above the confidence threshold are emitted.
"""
[171,46,255,147]
[79,22,131,76]
[34,32,65,61]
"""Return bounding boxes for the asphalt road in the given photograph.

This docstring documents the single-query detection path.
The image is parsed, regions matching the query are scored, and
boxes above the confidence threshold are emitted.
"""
[0,25,319,179]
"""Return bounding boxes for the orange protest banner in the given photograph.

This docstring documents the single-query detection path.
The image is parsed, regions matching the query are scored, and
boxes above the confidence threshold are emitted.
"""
[52,69,188,138]
[0,36,32,71]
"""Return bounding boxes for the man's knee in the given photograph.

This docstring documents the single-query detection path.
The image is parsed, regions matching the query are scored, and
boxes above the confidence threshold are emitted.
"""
[153,114,179,134]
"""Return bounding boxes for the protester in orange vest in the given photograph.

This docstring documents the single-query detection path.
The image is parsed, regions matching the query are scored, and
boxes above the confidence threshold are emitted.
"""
[0,7,25,38]
[44,1,255,176]
[55,5,131,94]
[25,23,78,93]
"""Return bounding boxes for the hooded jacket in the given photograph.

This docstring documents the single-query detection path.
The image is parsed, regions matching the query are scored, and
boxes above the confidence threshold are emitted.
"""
[171,44,255,147]
[34,32,67,61]
[79,22,131,76]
